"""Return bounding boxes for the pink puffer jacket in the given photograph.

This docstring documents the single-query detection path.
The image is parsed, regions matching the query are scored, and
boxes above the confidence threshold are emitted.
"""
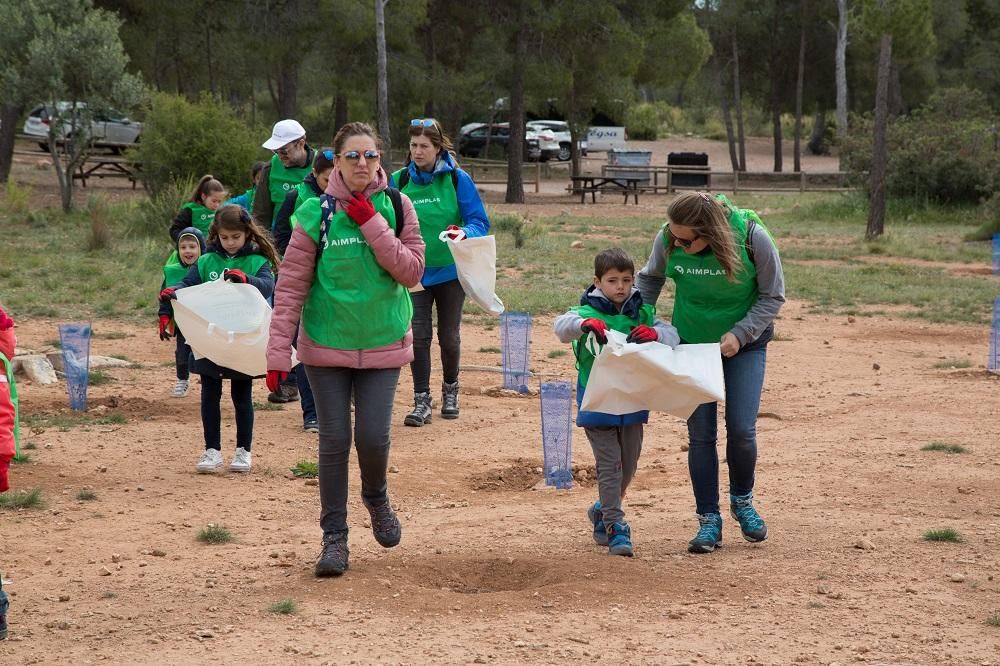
[266,167,425,371]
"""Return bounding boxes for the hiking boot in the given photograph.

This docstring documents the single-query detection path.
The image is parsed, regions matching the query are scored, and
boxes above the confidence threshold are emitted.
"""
[730,492,768,542]
[441,381,460,419]
[267,384,300,404]
[607,522,634,557]
[172,379,189,398]
[314,532,349,577]
[403,392,432,427]
[196,448,223,474]
[587,500,609,546]
[688,513,723,553]
[229,447,252,473]
[363,497,401,548]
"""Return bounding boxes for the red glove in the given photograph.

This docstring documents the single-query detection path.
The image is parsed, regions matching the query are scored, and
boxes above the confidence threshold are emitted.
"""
[158,315,174,341]
[159,287,177,302]
[580,318,609,344]
[345,193,376,225]
[626,324,658,344]
[0,307,13,331]
[223,268,248,283]
[442,225,465,241]
[266,370,289,393]
[0,459,9,493]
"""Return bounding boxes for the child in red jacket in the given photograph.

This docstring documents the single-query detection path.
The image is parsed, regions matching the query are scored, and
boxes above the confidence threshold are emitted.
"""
[0,306,17,494]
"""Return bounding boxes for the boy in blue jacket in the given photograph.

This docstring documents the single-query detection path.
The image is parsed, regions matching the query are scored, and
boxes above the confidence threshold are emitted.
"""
[554,248,679,557]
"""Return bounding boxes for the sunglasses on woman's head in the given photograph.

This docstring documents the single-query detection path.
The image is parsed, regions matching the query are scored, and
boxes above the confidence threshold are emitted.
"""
[411,118,435,127]
[321,149,334,161]
[339,149,381,162]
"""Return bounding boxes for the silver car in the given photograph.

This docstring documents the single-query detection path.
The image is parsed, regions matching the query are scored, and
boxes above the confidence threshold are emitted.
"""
[23,103,142,153]
[527,120,588,161]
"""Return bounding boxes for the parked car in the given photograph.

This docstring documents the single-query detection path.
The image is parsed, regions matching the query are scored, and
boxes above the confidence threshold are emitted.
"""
[23,103,142,153]
[458,123,548,161]
[527,120,587,160]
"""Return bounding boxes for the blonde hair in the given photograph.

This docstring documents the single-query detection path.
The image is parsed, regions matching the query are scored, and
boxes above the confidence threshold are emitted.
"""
[666,192,742,282]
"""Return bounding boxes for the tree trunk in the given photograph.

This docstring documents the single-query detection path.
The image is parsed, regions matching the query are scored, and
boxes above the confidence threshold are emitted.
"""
[888,61,904,115]
[867,31,893,240]
[277,53,299,119]
[732,36,746,171]
[835,0,849,141]
[772,107,783,172]
[505,0,527,203]
[334,92,348,134]
[375,0,391,171]
[793,9,806,173]
[206,24,216,95]
[0,104,22,184]
[808,107,827,155]
[713,52,739,171]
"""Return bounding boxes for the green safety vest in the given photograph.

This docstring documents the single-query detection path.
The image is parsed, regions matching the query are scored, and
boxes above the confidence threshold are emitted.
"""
[663,195,767,343]
[196,252,269,283]
[163,253,192,287]
[268,154,312,223]
[243,187,256,212]
[291,181,319,230]
[183,202,216,235]
[570,302,655,388]
[296,194,412,350]
[392,167,460,268]
[1,353,20,458]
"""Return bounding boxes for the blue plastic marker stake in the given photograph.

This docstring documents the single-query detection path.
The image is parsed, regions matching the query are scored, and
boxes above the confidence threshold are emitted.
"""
[992,234,1000,275]
[540,381,574,489]
[501,311,532,394]
[989,298,1000,374]
[58,323,92,411]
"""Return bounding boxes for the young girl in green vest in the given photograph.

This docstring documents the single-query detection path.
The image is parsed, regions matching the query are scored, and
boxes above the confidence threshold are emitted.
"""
[160,206,279,474]
[158,227,206,398]
[637,192,785,555]
[266,121,425,577]
[169,175,226,241]
[389,118,490,427]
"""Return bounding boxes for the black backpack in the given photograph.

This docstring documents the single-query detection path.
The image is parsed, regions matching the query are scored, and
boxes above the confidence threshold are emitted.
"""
[316,188,405,264]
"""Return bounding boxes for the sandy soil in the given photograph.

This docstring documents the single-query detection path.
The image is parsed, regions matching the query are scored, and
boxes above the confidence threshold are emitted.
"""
[1,300,999,666]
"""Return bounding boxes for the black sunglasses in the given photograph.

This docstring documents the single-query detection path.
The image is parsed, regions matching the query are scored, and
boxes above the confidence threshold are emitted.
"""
[668,224,700,248]
[339,149,380,162]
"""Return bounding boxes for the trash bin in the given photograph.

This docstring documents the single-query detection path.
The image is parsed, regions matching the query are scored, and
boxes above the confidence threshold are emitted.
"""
[667,152,709,187]
[607,149,652,186]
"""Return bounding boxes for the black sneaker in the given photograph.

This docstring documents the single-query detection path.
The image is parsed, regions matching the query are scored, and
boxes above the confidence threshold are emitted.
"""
[267,384,300,404]
[303,419,319,434]
[315,532,349,577]
[363,497,401,548]
[403,392,432,427]
[441,381,460,420]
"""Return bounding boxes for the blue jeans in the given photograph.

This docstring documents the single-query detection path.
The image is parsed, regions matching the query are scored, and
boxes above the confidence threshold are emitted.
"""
[686,346,767,515]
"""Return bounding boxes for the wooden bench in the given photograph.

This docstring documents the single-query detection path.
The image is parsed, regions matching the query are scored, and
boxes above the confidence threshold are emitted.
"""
[74,157,141,189]
[569,176,641,205]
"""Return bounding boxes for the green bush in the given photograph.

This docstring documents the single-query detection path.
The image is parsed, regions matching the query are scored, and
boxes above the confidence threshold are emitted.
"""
[624,103,659,140]
[842,87,1000,204]
[129,176,196,238]
[135,92,263,195]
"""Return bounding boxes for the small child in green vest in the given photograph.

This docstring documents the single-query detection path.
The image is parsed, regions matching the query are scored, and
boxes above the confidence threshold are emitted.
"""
[158,227,206,397]
[554,248,679,557]
[169,175,226,241]
[225,161,267,213]
[160,205,279,474]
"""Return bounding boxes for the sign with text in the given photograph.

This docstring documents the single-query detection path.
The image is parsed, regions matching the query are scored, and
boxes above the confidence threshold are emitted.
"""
[586,126,626,151]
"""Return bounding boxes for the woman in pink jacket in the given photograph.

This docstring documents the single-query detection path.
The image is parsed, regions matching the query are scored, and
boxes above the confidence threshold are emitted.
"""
[266,122,425,577]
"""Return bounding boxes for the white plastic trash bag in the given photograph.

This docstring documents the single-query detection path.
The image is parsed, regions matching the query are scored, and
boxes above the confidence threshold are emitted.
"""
[171,277,274,377]
[440,230,504,315]
[579,330,725,420]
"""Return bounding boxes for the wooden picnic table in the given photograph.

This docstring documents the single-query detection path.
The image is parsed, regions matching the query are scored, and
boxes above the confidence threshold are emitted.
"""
[74,156,141,189]
[569,175,641,205]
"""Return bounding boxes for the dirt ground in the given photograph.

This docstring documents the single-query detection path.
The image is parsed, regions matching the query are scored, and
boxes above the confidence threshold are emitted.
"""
[1,300,999,666]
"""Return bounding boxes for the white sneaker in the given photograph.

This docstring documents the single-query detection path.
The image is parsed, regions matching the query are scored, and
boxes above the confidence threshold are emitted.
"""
[196,449,223,473]
[172,379,189,398]
[230,447,252,473]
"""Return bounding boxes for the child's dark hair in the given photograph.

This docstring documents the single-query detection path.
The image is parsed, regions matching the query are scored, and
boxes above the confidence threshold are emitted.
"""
[189,174,224,204]
[208,205,281,271]
[250,161,266,182]
[594,247,634,278]
[313,147,335,173]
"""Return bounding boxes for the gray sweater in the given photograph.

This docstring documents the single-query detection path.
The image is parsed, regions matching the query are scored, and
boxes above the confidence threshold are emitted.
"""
[635,227,785,346]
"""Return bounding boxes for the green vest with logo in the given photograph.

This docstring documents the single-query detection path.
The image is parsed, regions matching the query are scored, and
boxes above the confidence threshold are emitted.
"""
[1,353,19,457]
[182,202,215,235]
[196,252,269,283]
[663,198,762,343]
[163,254,192,287]
[392,167,460,268]
[268,154,312,223]
[296,194,412,350]
[291,181,319,230]
[570,303,655,388]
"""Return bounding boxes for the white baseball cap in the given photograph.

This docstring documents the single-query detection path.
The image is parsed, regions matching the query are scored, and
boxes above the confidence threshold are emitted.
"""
[262,119,306,150]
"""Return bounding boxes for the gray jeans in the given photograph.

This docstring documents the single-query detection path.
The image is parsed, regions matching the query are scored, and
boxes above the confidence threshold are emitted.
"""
[584,424,644,528]
[304,365,401,536]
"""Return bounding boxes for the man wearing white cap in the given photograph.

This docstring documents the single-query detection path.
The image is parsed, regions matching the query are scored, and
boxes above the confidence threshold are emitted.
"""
[253,119,316,230]
[255,119,316,405]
